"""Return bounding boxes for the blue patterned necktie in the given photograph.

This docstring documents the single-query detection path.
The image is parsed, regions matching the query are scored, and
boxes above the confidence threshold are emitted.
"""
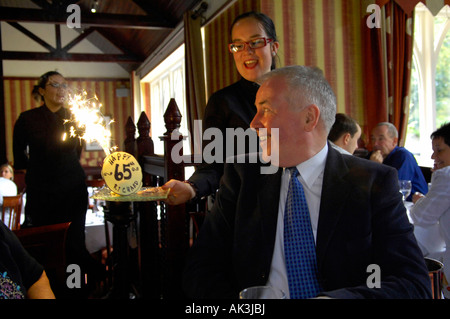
[284,167,321,299]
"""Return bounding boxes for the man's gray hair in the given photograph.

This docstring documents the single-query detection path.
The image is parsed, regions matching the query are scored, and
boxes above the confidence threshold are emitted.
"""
[258,65,337,132]
[377,122,398,138]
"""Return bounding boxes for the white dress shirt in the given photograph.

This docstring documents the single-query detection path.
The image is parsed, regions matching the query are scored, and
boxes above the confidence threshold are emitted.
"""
[0,177,17,206]
[266,144,328,298]
[329,140,352,155]
[409,166,450,296]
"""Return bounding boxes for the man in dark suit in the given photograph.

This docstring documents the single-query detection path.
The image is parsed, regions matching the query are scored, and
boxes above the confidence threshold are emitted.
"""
[183,66,431,299]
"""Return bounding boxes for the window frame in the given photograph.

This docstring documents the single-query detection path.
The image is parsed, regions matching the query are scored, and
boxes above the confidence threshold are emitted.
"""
[406,4,450,167]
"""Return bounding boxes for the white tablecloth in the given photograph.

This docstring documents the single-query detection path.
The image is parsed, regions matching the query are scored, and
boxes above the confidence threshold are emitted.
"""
[85,211,112,254]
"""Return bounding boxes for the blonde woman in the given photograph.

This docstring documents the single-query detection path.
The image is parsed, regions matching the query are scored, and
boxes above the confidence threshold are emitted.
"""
[0,164,14,180]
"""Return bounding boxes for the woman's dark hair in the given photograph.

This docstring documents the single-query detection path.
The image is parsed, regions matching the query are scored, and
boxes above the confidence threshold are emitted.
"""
[431,122,450,146]
[32,71,63,102]
[230,11,278,69]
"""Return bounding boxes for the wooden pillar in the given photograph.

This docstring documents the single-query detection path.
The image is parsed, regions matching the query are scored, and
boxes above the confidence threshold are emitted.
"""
[160,98,189,298]
[136,112,155,187]
[134,111,160,298]
[136,111,154,160]
[123,116,137,158]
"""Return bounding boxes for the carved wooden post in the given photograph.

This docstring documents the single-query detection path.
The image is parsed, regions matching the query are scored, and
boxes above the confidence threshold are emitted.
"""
[124,116,136,157]
[160,98,189,298]
[136,111,154,160]
[136,111,155,187]
[162,99,185,181]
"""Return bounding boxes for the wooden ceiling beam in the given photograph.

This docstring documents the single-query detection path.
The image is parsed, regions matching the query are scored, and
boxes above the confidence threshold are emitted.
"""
[62,27,96,52]
[0,7,174,30]
[0,51,142,63]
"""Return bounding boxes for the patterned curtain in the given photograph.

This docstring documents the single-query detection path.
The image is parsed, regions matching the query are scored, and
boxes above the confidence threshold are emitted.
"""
[184,10,207,154]
[261,0,365,131]
[383,1,415,146]
[364,0,415,146]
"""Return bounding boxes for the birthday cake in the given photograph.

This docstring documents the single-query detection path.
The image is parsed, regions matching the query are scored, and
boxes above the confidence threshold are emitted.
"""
[101,151,143,196]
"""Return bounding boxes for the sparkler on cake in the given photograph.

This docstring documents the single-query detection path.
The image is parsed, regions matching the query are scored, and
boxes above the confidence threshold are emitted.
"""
[65,90,114,156]
[65,89,168,200]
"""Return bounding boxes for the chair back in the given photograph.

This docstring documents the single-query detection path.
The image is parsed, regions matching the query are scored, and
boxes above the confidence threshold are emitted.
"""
[13,170,26,193]
[1,193,23,230]
[13,222,71,297]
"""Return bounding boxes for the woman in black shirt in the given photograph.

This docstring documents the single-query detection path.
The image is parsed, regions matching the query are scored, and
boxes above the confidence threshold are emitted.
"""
[163,11,280,204]
[13,71,97,293]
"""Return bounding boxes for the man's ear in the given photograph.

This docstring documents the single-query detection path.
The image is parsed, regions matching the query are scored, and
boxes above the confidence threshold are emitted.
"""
[343,133,351,145]
[393,137,399,147]
[304,104,320,132]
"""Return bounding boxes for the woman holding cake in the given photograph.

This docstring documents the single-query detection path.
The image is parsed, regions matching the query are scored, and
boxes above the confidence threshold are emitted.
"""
[162,11,280,205]
[12,71,100,297]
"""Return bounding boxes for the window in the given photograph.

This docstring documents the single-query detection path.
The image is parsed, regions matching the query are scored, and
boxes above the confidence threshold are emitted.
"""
[141,45,190,156]
[406,4,450,167]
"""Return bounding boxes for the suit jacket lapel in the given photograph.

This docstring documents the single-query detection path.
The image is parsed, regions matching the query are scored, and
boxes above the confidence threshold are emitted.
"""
[316,147,352,269]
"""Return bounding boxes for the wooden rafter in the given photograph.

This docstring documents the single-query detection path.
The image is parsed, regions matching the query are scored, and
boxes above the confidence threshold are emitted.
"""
[3,21,143,63]
[0,51,140,63]
[0,6,174,30]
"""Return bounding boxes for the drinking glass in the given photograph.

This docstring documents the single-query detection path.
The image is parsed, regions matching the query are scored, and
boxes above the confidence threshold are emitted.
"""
[239,286,286,299]
[398,180,412,201]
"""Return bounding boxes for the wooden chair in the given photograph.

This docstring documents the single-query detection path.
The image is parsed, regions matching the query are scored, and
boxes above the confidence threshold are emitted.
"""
[1,193,23,230]
[13,170,27,193]
[13,222,71,297]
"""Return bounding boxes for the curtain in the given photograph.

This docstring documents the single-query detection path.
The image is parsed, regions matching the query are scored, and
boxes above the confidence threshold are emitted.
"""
[386,1,414,147]
[361,4,388,142]
[364,0,450,146]
[184,11,207,154]
[362,1,414,146]
[262,0,365,132]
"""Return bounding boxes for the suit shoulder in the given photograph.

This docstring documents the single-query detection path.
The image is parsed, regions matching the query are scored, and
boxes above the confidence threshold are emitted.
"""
[225,153,278,175]
[343,153,396,175]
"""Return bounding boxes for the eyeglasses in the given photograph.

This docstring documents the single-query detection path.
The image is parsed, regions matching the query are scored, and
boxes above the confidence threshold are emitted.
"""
[228,37,273,53]
[46,82,68,89]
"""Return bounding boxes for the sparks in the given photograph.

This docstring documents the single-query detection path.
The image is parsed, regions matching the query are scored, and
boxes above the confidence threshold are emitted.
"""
[65,90,114,156]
